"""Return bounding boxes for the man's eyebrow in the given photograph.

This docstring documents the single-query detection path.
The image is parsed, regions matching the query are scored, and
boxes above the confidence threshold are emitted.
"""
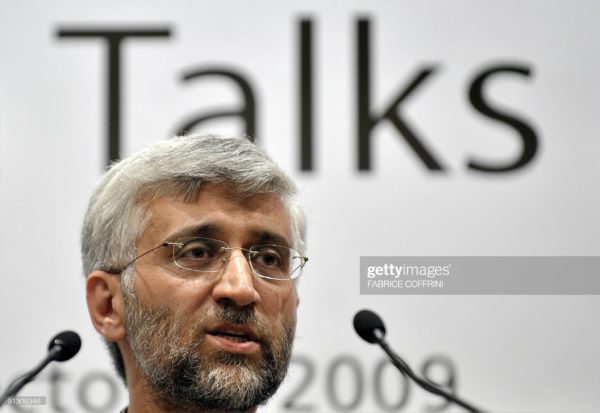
[164,225,292,248]
[254,231,292,248]
[166,224,218,241]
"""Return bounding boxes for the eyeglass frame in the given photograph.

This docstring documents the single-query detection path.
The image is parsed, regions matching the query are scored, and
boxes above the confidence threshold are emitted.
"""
[108,236,308,281]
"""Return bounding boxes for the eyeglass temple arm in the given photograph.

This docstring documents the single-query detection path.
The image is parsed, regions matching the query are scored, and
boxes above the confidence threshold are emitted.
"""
[112,242,174,273]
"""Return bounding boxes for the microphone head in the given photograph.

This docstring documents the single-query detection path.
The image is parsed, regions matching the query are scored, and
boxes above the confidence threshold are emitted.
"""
[353,309,386,343]
[48,331,81,362]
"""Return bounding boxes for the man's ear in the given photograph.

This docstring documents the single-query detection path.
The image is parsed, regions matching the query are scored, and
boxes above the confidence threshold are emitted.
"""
[86,271,126,342]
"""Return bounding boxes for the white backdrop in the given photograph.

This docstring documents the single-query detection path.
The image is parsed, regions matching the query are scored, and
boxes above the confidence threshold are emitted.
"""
[0,1,599,412]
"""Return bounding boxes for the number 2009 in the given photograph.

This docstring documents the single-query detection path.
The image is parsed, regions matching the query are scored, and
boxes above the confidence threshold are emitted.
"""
[282,354,457,412]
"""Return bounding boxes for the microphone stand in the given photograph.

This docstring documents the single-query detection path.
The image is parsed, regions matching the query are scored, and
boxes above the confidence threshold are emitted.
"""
[0,346,62,407]
[374,330,486,413]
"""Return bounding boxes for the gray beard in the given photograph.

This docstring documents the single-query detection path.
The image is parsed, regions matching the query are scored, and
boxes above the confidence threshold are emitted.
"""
[123,290,295,412]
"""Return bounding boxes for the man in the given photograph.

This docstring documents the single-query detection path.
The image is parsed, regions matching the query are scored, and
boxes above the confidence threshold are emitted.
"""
[82,134,308,413]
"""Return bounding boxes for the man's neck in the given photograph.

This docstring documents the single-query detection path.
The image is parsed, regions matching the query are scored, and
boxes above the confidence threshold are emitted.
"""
[126,381,258,413]
[126,403,258,413]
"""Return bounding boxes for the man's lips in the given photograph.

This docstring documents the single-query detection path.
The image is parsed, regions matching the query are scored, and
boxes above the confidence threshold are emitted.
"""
[206,323,261,353]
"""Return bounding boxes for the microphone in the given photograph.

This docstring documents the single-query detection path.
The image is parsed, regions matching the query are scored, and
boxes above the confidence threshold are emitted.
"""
[47,331,81,362]
[353,310,486,413]
[0,331,81,407]
[353,309,386,343]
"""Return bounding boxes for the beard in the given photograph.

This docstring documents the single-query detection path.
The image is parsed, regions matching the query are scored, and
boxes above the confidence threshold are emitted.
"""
[123,288,296,412]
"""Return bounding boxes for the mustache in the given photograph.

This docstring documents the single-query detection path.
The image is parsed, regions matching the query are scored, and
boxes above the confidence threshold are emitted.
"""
[220,302,255,324]
[196,301,273,345]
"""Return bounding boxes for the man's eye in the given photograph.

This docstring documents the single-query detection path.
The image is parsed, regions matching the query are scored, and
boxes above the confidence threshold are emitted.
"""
[178,242,216,259]
[256,251,281,267]
[252,246,289,269]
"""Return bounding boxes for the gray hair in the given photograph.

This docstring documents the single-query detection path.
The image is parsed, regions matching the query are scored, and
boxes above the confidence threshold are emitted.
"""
[81,133,306,383]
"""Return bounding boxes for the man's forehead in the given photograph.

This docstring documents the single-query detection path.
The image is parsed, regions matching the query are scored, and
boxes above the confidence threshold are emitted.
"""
[140,183,292,246]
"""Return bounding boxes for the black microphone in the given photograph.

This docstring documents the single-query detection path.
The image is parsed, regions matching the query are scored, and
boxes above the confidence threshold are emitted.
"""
[47,331,81,362]
[0,331,81,407]
[353,309,386,343]
[353,310,486,413]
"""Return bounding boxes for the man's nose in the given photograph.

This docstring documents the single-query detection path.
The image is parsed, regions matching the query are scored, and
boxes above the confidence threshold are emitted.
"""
[211,249,261,307]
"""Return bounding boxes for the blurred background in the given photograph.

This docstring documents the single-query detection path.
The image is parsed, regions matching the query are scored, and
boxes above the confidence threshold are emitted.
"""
[0,1,598,412]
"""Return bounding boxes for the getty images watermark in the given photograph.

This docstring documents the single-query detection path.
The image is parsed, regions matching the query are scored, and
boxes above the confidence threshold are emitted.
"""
[360,257,600,295]
[5,396,46,406]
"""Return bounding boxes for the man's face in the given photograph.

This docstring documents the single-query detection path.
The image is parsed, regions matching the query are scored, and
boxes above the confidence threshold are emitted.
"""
[123,184,299,412]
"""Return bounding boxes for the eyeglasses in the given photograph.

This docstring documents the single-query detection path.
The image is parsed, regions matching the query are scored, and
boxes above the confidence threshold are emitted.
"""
[113,236,308,281]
